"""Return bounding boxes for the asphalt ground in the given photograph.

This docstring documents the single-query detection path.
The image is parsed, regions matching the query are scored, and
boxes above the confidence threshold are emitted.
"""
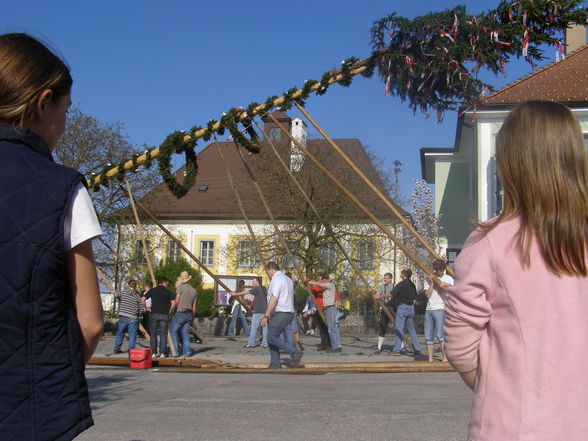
[76,333,473,440]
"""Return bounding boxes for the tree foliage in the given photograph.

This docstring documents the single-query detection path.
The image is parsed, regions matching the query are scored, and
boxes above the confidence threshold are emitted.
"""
[225,135,402,289]
[150,258,203,289]
[54,106,160,220]
[54,106,164,285]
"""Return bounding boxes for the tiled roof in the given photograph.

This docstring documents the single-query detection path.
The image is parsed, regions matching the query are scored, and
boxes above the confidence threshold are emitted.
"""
[134,137,404,222]
[483,45,588,105]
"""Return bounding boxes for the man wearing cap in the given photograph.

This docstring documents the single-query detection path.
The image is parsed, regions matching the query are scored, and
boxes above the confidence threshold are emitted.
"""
[170,271,198,358]
[305,274,342,352]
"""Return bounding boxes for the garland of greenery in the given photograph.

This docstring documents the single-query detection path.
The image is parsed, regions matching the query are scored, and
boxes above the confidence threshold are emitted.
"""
[157,131,198,198]
[88,0,587,197]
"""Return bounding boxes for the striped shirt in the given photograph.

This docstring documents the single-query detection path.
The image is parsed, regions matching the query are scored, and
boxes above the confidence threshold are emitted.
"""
[117,287,143,319]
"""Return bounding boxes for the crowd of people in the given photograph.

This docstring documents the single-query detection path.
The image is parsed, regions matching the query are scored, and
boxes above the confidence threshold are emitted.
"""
[4,30,588,441]
[111,256,459,369]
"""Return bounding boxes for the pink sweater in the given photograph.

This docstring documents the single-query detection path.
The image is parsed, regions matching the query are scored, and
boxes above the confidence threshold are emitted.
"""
[445,218,588,441]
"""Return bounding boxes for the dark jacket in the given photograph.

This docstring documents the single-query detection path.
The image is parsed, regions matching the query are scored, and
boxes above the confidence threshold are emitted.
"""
[0,125,93,440]
[392,278,418,309]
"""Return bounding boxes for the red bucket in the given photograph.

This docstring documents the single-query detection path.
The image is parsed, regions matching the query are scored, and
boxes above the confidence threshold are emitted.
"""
[129,348,152,369]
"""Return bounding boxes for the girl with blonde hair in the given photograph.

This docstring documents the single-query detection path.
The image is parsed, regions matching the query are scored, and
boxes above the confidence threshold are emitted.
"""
[445,100,588,441]
[0,33,103,440]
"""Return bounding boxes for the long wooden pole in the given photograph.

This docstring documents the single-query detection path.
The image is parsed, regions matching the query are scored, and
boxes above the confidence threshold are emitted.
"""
[124,178,157,285]
[215,141,266,268]
[129,195,252,314]
[295,102,454,278]
[96,266,151,340]
[267,113,435,280]
[231,141,328,325]
[87,62,370,189]
[252,120,395,322]
[124,178,177,357]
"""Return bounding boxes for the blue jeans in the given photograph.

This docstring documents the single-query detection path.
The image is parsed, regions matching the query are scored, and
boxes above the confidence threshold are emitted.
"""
[392,304,421,352]
[150,313,169,355]
[170,312,193,356]
[248,313,268,347]
[324,305,341,349]
[228,306,250,335]
[114,316,138,351]
[281,322,293,347]
[424,309,445,345]
[267,312,298,368]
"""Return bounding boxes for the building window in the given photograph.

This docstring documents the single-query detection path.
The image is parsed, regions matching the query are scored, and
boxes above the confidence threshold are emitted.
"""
[281,240,300,270]
[166,239,182,262]
[269,127,282,142]
[319,242,337,270]
[355,240,375,271]
[446,248,461,270]
[237,240,260,268]
[199,240,215,267]
[135,239,151,265]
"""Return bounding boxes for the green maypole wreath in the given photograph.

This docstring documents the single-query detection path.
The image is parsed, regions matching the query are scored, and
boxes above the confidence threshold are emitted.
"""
[157,131,198,198]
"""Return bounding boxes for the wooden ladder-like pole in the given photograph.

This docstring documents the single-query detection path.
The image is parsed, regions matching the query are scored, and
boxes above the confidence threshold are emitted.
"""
[294,102,454,278]
[96,266,151,340]
[124,178,177,357]
[128,195,252,314]
[252,119,395,322]
[267,113,439,282]
[231,141,328,325]
[215,141,267,269]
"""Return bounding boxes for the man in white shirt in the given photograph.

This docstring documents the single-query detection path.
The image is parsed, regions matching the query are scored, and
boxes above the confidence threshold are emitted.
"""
[260,262,303,368]
[424,259,454,362]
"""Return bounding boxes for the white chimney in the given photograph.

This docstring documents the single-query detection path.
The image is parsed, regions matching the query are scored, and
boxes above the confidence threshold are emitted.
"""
[565,23,587,55]
[290,117,307,172]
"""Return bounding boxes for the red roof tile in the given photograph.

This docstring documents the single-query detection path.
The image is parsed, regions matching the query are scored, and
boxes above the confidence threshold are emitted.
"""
[483,45,588,105]
[135,137,404,221]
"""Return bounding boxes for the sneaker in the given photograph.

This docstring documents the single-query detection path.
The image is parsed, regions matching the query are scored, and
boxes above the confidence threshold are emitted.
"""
[154,353,165,359]
[113,349,124,354]
[373,349,383,354]
[243,344,257,348]
[389,351,402,356]
[291,351,304,367]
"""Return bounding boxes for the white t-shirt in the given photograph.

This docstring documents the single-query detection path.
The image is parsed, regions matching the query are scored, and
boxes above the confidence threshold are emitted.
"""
[267,271,295,313]
[424,274,454,310]
[63,182,103,251]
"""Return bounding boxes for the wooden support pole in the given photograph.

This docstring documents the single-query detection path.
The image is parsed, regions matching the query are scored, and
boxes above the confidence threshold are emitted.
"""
[294,102,454,278]
[129,195,252,314]
[124,178,177,357]
[253,120,395,322]
[215,141,266,268]
[96,266,151,340]
[267,113,435,280]
[124,178,157,285]
[87,62,370,189]
[231,141,328,325]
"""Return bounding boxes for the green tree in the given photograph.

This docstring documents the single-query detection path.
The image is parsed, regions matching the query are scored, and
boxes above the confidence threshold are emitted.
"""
[150,258,202,289]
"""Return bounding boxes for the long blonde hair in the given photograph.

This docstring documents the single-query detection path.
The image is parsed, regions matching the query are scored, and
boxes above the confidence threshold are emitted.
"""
[484,101,588,276]
[0,33,72,127]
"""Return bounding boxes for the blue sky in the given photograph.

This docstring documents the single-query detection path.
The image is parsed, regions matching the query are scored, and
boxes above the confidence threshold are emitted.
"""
[1,1,577,206]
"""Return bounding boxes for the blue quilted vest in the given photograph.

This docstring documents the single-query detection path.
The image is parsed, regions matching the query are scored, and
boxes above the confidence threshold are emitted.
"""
[0,124,93,440]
